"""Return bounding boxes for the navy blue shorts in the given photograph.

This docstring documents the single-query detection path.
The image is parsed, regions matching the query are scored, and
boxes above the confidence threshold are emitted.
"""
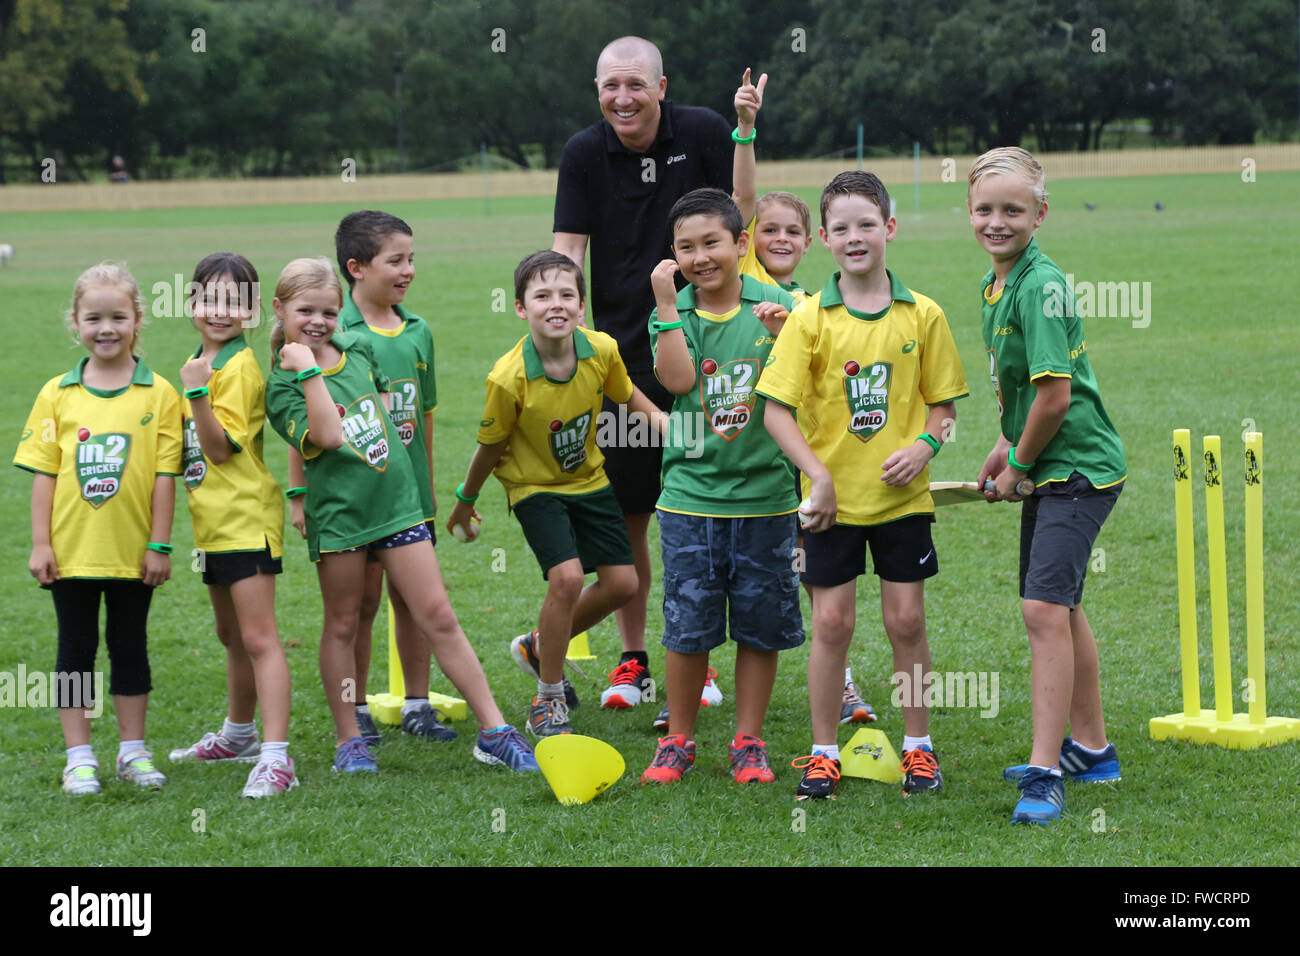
[658,511,805,654]
[1019,472,1123,608]
[337,522,431,556]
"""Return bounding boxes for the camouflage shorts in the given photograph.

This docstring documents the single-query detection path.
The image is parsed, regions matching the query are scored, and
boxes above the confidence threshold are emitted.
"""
[657,511,805,654]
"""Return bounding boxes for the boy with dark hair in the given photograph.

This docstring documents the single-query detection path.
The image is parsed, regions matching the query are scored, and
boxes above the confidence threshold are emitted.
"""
[640,187,804,784]
[448,251,662,737]
[757,171,969,800]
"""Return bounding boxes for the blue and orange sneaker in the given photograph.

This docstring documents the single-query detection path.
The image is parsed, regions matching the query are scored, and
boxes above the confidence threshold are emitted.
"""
[1011,766,1065,824]
[1004,737,1120,783]
[900,745,943,795]
[792,753,841,800]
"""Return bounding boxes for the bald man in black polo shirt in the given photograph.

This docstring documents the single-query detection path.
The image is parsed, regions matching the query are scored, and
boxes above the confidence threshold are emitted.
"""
[552,36,733,716]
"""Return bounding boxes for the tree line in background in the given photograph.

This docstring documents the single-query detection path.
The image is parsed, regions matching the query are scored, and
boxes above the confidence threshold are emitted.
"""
[1,0,1296,183]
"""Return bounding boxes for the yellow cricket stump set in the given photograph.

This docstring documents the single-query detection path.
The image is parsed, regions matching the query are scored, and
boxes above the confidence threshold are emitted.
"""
[1149,430,1300,748]
[366,600,468,725]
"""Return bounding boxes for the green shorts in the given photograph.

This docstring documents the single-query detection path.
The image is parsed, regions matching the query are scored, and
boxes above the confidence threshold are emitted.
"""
[513,486,634,579]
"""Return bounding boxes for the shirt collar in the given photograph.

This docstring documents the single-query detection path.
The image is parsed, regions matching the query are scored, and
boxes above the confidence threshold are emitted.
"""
[818,270,914,308]
[982,236,1042,292]
[191,334,247,371]
[523,328,596,379]
[340,289,416,329]
[60,356,153,388]
[674,272,770,313]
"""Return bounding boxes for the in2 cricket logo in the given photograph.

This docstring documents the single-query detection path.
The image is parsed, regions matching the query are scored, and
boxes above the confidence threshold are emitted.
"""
[339,395,390,470]
[76,429,130,507]
[843,360,891,442]
[388,379,419,447]
[181,417,206,489]
[548,411,592,472]
[699,357,758,441]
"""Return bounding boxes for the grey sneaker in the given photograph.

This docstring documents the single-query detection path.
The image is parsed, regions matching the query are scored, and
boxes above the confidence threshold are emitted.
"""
[840,680,877,724]
[242,757,299,798]
[116,749,166,790]
[526,696,573,737]
[62,762,102,796]
[169,729,261,763]
[401,704,457,742]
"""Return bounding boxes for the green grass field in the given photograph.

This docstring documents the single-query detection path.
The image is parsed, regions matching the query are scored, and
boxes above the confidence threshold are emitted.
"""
[1,171,1298,867]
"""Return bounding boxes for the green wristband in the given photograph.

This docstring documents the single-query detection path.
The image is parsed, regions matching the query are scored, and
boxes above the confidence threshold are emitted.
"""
[285,487,308,499]
[652,319,684,333]
[296,366,322,382]
[1008,446,1034,471]
[146,542,172,555]
[917,432,941,456]
[455,482,479,504]
[731,127,756,145]
[184,386,210,400]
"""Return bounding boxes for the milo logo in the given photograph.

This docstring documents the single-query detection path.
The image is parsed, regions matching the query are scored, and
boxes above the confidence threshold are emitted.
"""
[182,417,206,489]
[843,360,891,442]
[76,430,131,507]
[548,411,592,472]
[700,357,758,441]
[389,379,418,447]
[339,395,390,471]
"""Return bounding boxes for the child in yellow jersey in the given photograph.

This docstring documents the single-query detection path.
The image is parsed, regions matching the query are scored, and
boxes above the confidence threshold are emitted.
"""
[14,263,182,796]
[448,251,661,738]
[168,253,296,798]
[731,68,813,303]
[757,172,969,801]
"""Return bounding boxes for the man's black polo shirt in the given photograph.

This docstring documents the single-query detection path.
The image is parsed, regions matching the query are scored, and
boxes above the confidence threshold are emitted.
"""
[553,101,733,377]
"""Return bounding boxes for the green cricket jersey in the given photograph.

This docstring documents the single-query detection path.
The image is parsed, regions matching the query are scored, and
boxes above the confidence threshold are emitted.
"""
[981,237,1126,488]
[650,273,797,517]
[266,331,423,561]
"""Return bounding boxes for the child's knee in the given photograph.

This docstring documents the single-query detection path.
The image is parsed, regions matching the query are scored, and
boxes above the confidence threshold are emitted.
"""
[605,565,639,604]
[812,606,854,647]
[883,606,925,645]
[546,562,585,604]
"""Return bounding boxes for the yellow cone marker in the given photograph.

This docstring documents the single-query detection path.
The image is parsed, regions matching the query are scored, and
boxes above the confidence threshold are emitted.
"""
[566,630,596,662]
[839,728,904,784]
[535,734,625,805]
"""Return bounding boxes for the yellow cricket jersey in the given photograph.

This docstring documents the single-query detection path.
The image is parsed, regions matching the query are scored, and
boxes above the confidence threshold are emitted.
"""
[181,337,284,557]
[756,271,968,526]
[477,328,634,507]
[739,216,808,306]
[13,358,182,579]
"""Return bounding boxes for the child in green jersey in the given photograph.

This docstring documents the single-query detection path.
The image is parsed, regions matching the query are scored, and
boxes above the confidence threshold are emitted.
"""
[170,252,296,797]
[15,262,182,796]
[968,147,1126,825]
[266,258,537,774]
[639,188,804,786]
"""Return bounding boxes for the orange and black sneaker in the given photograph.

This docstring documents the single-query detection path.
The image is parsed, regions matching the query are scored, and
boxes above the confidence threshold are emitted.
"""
[840,679,876,724]
[900,745,943,795]
[526,696,573,738]
[641,734,695,783]
[791,753,841,800]
[729,734,776,784]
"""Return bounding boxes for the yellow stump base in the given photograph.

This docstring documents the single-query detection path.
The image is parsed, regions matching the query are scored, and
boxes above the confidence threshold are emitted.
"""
[1149,710,1300,749]
[839,728,904,784]
[566,630,596,662]
[366,691,468,726]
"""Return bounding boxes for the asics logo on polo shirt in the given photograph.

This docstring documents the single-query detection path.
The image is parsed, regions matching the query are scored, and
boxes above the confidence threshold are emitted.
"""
[480,418,495,427]
[20,428,32,441]
[993,325,1014,336]
[140,412,153,425]
[666,154,687,165]
[902,339,916,354]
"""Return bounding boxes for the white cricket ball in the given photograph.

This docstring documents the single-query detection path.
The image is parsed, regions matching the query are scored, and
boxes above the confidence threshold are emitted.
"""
[798,497,813,528]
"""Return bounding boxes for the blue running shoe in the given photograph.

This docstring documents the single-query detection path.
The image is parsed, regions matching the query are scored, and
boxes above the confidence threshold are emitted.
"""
[473,726,539,772]
[1011,767,1065,824]
[402,704,458,742]
[1004,737,1120,783]
[333,736,378,773]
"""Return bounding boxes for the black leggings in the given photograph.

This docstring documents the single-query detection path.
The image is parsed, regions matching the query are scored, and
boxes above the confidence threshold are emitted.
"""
[51,579,154,704]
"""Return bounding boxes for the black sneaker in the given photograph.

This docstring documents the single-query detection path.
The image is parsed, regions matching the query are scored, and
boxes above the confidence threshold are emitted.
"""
[900,745,943,795]
[526,696,573,737]
[792,753,841,800]
[510,630,580,709]
[401,705,457,742]
[356,707,381,744]
[652,703,670,733]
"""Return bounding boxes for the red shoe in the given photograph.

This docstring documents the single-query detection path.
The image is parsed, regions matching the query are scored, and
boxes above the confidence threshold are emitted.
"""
[600,658,650,708]
[729,734,776,784]
[641,734,695,783]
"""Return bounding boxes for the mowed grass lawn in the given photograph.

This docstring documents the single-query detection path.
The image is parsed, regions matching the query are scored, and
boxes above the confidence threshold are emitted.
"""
[0,171,1297,867]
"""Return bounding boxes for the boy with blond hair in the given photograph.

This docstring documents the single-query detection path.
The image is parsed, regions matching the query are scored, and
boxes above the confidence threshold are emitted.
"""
[757,171,968,800]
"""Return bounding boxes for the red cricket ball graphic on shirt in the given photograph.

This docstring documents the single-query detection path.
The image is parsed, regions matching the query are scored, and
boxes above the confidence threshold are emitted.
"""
[77,427,91,442]
[844,360,861,377]
[701,358,718,375]
[335,403,346,417]
[549,419,563,432]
